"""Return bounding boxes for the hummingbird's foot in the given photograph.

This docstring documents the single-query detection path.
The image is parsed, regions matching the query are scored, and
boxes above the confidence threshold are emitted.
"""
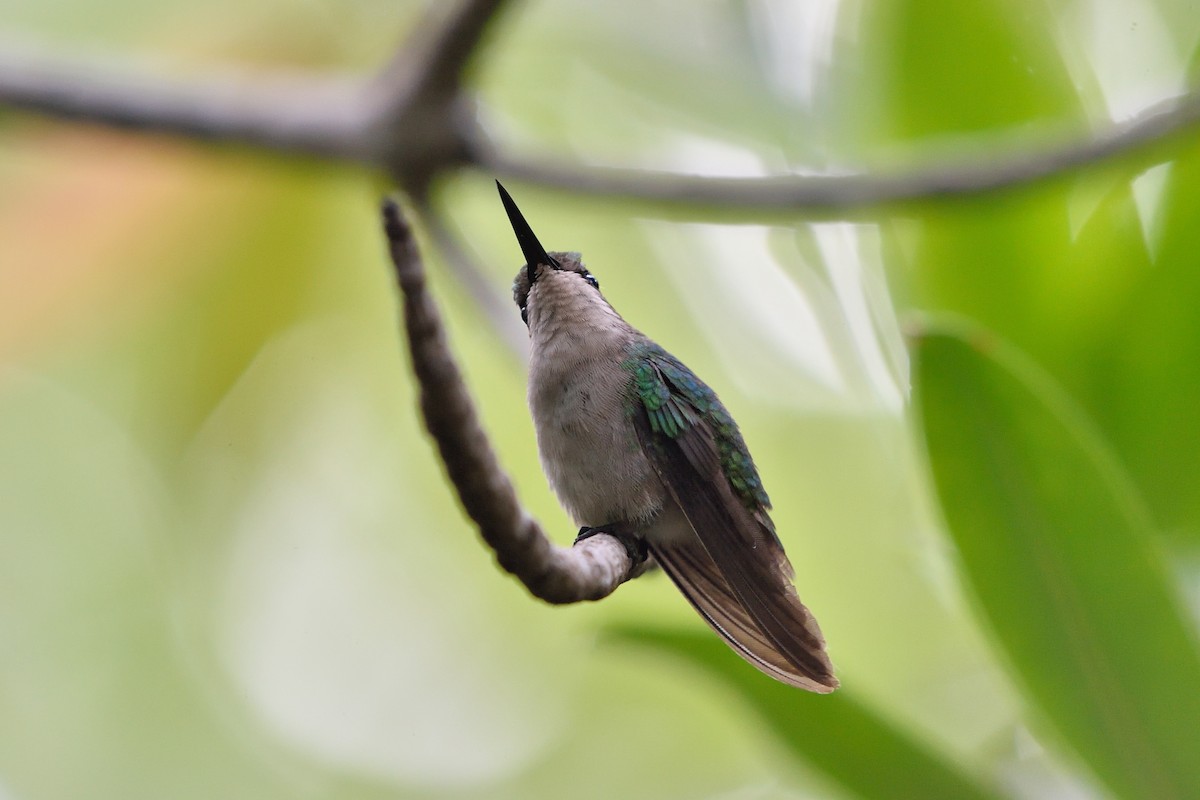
[575,524,648,566]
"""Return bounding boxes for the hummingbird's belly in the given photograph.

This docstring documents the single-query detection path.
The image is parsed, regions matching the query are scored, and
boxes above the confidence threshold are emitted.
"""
[530,359,663,527]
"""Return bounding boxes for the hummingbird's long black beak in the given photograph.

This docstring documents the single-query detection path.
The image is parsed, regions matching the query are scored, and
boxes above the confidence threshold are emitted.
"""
[497,180,557,283]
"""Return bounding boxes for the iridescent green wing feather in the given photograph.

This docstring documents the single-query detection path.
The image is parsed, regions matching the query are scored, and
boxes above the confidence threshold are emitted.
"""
[623,338,836,692]
[625,340,772,514]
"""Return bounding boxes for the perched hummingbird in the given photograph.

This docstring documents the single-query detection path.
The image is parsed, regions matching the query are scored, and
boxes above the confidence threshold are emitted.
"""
[497,181,837,692]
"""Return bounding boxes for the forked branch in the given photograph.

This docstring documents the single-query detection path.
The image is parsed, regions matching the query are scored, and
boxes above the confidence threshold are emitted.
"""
[2,13,1199,213]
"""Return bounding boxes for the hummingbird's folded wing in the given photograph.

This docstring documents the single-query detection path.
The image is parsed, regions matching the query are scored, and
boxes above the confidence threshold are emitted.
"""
[650,531,836,691]
[630,346,837,692]
[646,453,838,693]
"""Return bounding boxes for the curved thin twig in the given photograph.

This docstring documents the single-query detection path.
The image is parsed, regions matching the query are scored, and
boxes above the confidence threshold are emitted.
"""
[382,198,637,603]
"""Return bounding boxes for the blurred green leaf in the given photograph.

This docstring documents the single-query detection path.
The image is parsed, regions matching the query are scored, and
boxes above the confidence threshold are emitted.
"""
[880,0,1200,549]
[615,626,1004,800]
[890,1,1075,136]
[1085,142,1200,539]
[914,321,1200,800]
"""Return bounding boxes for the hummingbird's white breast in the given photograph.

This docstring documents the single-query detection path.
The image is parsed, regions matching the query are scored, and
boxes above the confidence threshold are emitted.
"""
[526,269,664,527]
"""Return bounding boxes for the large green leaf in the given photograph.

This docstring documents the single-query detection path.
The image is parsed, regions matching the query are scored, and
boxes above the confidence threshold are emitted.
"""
[914,322,1200,799]
[617,627,1004,800]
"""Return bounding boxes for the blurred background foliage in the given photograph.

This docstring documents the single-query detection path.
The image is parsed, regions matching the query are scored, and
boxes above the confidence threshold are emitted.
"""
[1,0,1199,798]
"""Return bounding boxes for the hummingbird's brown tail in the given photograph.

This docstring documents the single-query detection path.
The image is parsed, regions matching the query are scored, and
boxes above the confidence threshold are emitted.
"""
[649,537,838,693]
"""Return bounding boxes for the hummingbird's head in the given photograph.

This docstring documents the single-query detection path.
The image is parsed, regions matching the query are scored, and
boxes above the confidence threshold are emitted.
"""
[497,181,602,327]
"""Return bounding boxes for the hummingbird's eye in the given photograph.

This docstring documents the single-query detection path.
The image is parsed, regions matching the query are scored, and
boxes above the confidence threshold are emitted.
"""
[584,273,599,290]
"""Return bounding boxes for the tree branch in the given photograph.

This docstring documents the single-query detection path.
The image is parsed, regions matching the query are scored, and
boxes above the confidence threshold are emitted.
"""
[369,0,510,121]
[0,38,375,160]
[472,91,1200,215]
[3,26,1199,215]
[364,0,513,184]
[0,0,516,173]
[382,198,638,604]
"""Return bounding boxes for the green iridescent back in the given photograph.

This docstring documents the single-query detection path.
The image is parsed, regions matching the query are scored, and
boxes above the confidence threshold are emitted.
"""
[622,339,771,511]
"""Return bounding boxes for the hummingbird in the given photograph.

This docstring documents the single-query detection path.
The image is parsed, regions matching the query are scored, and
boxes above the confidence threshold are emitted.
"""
[497,181,837,692]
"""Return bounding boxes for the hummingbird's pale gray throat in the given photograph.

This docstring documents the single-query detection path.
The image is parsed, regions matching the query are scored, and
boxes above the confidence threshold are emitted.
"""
[496,180,837,692]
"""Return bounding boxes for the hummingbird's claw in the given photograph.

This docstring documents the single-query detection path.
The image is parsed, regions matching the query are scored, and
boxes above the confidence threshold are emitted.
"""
[575,524,648,565]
